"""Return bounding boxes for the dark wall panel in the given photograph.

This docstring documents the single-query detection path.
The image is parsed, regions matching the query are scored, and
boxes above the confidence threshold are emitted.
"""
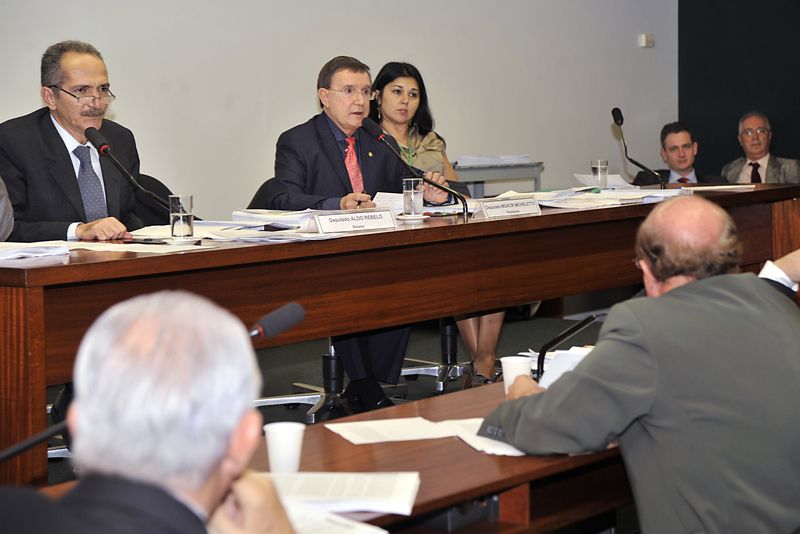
[679,0,800,176]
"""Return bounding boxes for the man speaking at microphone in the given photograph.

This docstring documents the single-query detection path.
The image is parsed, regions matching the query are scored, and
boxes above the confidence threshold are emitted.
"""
[259,56,450,410]
[0,40,142,242]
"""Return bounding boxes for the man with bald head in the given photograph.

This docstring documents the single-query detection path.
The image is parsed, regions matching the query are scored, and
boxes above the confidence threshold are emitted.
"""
[480,196,800,533]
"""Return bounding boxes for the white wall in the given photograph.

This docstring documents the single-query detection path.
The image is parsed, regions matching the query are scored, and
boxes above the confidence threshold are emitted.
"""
[0,0,677,220]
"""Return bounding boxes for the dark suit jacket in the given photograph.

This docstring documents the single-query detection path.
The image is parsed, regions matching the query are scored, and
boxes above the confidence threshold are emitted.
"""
[0,177,12,240]
[265,112,410,210]
[0,474,206,534]
[0,107,143,242]
[633,168,723,186]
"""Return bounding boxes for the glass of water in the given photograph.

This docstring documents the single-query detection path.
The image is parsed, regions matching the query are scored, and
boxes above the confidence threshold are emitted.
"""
[169,194,194,239]
[402,178,424,216]
[590,160,608,189]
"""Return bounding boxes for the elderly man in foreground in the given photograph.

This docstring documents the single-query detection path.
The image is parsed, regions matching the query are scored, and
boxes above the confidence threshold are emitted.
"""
[0,291,293,534]
[480,196,800,533]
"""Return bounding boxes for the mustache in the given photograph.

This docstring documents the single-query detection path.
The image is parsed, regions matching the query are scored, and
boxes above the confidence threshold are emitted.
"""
[80,109,105,118]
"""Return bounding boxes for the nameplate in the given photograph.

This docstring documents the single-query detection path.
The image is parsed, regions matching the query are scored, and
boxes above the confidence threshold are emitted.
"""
[313,209,396,234]
[477,196,541,219]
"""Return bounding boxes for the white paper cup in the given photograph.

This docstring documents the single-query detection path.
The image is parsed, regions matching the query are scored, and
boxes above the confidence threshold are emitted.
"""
[264,421,305,473]
[500,356,534,395]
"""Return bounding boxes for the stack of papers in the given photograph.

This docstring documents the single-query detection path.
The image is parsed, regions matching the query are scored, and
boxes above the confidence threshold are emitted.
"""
[573,173,635,189]
[283,503,387,533]
[231,209,311,228]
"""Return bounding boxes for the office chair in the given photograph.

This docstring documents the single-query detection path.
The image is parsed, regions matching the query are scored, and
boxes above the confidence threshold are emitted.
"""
[401,317,468,393]
[135,174,173,226]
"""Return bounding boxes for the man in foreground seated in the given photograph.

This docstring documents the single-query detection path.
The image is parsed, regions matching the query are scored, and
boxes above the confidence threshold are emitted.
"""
[480,196,800,533]
[0,291,293,534]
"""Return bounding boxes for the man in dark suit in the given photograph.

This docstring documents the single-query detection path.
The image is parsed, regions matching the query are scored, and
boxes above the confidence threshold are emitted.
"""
[480,196,800,533]
[633,121,722,185]
[261,56,450,410]
[720,110,800,184]
[0,291,293,534]
[0,40,143,242]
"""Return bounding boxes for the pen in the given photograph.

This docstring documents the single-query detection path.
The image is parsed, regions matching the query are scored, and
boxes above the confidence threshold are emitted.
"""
[356,190,365,208]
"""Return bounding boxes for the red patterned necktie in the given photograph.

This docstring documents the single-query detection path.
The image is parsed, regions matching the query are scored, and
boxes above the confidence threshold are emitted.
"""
[749,162,762,183]
[677,177,689,184]
[344,137,364,194]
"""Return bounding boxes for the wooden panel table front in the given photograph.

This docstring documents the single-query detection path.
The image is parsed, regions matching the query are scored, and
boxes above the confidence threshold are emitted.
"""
[2,184,799,485]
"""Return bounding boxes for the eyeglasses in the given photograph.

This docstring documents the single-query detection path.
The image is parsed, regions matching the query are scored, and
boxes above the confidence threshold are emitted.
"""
[740,127,770,137]
[49,85,116,105]
[326,87,377,101]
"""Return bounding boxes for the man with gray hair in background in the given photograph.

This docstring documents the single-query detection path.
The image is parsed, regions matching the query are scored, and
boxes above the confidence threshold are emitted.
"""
[0,291,293,534]
[0,40,143,242]
[480,196,800,533]
[720,110,800,183]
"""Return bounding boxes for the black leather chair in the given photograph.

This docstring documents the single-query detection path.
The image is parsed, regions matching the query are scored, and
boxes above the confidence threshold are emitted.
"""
[134,174,173,226]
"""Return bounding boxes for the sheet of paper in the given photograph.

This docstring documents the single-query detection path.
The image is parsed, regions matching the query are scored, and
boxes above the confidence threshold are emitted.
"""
[0,240,69,260]
[284,503,387,534]
[438,418,526,457]
[267,472,420,515]
[325,416,457,444]
[538,346,593,389]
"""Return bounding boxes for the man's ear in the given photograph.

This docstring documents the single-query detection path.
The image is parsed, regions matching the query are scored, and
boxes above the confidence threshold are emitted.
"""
[640,259,663,297]
[318,88,329,109]
[41,86,57,110]
[220,409,263,479]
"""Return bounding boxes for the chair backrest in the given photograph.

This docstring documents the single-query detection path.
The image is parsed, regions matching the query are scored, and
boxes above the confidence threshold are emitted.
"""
[247,179,272,209]
[135,174,173,226]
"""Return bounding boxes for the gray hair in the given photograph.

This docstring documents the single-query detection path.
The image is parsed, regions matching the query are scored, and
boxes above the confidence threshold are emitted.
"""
[738,110,771,134]
[71,291,261,492]
[41,40,103,87]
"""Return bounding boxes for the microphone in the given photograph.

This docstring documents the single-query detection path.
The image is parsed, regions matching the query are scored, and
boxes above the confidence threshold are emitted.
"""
[84,127,171,210]
[610,108,665,189]
[249,302,305,339]
[0,421,67,463]
[360,118,469,222]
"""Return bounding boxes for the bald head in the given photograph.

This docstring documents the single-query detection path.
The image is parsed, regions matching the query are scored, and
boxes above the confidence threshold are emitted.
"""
[636,196,741,283]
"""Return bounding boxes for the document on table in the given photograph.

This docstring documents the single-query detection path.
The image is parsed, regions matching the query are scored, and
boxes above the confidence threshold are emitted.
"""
[283,503,387,534]
[0,240,69,260]
[325,416,457,444]
[267,472,420,515]
[132,223,344,243]
[68,240,210,253]
[231,208,311,227]
[373,192,478,215]
[325,416,526,456]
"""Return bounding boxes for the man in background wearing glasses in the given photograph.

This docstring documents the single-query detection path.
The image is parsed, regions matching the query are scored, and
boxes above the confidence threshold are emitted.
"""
[720,110,800,184]
[0,40,143,242]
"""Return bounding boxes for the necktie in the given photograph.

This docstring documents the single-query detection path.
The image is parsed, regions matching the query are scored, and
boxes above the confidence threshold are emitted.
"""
[73,145,108,221]
[677,177,689,184]
[749,162,762,183]
[344,137,364,194]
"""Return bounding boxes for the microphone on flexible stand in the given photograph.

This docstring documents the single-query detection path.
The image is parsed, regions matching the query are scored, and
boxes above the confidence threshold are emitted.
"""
[84,127,171,211]
[360,118,469,222]
[249,302,305,339]
[611,108,665,189]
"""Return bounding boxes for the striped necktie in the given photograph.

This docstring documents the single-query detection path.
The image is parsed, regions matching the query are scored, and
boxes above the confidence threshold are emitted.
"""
[73,145,108,221]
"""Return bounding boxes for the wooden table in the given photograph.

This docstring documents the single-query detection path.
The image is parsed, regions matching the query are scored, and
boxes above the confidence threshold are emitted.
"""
[2,184,799,485]
[251,382,631,532]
